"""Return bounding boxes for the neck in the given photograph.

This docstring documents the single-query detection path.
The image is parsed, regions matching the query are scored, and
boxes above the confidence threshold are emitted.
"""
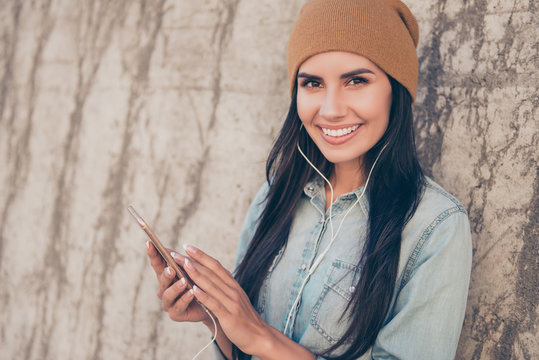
[325,159,365,210]
[332,161,366,189]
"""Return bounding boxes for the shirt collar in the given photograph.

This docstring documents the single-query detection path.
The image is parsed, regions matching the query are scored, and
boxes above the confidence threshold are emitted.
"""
[303,175,370,216]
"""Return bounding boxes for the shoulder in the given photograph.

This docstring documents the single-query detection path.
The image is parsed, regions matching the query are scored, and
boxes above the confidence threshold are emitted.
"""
[407,177,468,236]
[417,177,467,218]
[397,177,472,286]
[250,180,271,215]
[240,180,271,233]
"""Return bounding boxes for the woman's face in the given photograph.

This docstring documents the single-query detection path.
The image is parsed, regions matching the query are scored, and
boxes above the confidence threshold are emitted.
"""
[296,51,393,170]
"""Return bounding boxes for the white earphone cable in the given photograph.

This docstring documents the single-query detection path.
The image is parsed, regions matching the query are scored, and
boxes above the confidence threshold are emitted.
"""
[191,302,218,360]
[283,140,387,335]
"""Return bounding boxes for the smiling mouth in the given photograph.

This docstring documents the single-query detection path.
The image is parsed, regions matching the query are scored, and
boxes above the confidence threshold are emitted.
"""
[321,124,361,137]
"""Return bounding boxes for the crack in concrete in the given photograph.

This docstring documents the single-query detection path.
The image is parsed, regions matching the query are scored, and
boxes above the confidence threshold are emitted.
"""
[0,1,21,131]
[495,176,538,358]
[126,165,171,359]
[88,1,166,359]
[142,1,241,358]
[0,0,23,345]
[493,125,538,360]
[415,0,450,178]
[0,0,55,357]
[28,1,127,359]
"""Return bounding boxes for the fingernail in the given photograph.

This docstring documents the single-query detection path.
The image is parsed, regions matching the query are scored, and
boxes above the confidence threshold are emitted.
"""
[165,267,173,276]
[183,244,197,254]
[146,241,150,250]
[172,252,184,263]
[176,278,186,290]
[184,258,194,271]
[170,251,177,258]
[189,288,195,297]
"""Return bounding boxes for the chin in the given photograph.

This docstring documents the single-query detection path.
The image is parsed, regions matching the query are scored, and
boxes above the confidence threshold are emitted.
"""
[318,150,363,167]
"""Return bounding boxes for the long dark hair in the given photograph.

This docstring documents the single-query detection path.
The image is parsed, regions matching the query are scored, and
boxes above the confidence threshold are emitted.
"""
[233,77,425,359]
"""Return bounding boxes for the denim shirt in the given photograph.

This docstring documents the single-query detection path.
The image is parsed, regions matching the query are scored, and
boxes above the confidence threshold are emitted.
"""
[212,176,472,360]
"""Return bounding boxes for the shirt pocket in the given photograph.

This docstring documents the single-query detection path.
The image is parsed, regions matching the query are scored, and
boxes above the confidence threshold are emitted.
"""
[310,259,361,345]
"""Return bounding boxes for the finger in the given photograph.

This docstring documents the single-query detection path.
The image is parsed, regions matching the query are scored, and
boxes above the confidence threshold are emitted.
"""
[164,248,188,276]
[182,257,234,307]
[171,251,187,265]
[191,285,228,318]
[147,241,166,274]
[162,277,188,310]
[182,245,236,287]
[169,251,194,284]
[169,287,196,321]
[157,266,176,299]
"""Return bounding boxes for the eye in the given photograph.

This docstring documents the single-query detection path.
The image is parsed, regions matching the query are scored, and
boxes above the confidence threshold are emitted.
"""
[347,77,368,86]
[300,79,322,88]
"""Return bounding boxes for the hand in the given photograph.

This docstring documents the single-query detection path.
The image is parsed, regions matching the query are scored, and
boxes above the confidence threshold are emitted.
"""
[177,245,272,356]
[146,241,209,323]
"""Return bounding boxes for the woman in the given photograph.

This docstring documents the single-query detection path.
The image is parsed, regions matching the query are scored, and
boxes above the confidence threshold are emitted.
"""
[148,0,472,359]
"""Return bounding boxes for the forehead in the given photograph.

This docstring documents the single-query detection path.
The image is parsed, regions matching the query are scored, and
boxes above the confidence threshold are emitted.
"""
[298,51,383,75]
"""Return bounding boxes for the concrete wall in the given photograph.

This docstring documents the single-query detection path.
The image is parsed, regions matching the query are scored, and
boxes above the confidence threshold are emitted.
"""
[0,0,536,359]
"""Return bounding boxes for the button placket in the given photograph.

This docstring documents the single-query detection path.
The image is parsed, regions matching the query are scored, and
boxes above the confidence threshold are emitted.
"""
[284,209,327,336]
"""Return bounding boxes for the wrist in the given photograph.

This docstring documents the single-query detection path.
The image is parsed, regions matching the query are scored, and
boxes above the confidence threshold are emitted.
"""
[251,323,278,360]
[203,319,233,359]
[202,318,219,333]
[254,325,316,360]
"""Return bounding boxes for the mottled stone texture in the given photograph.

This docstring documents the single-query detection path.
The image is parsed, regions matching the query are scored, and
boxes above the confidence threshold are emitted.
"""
[0,0,536,359]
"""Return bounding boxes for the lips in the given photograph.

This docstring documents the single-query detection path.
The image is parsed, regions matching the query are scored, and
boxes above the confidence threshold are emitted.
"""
[321,124,360,137]
[317,124,363,145]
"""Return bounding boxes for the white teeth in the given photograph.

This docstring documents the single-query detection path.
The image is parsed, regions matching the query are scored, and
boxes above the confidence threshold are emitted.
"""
[322,125,360,137]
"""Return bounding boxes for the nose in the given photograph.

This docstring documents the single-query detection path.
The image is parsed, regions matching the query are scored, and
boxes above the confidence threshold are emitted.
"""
[319,88,346,121]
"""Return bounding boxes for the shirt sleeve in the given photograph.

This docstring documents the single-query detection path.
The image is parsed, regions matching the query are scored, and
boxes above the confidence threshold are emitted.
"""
[370,210,473,360]
[233,181,270,270]
[211,182,270,360]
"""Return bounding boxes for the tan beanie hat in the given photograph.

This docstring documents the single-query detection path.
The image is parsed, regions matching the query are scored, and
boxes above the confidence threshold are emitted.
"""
[287,0,419,100]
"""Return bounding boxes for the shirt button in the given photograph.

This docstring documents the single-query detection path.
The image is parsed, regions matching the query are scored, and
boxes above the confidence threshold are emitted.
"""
[301,264,307,270]
[349,286,356,293]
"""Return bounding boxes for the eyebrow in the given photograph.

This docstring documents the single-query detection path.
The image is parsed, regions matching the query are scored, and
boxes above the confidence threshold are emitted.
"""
[297,68,375,80]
